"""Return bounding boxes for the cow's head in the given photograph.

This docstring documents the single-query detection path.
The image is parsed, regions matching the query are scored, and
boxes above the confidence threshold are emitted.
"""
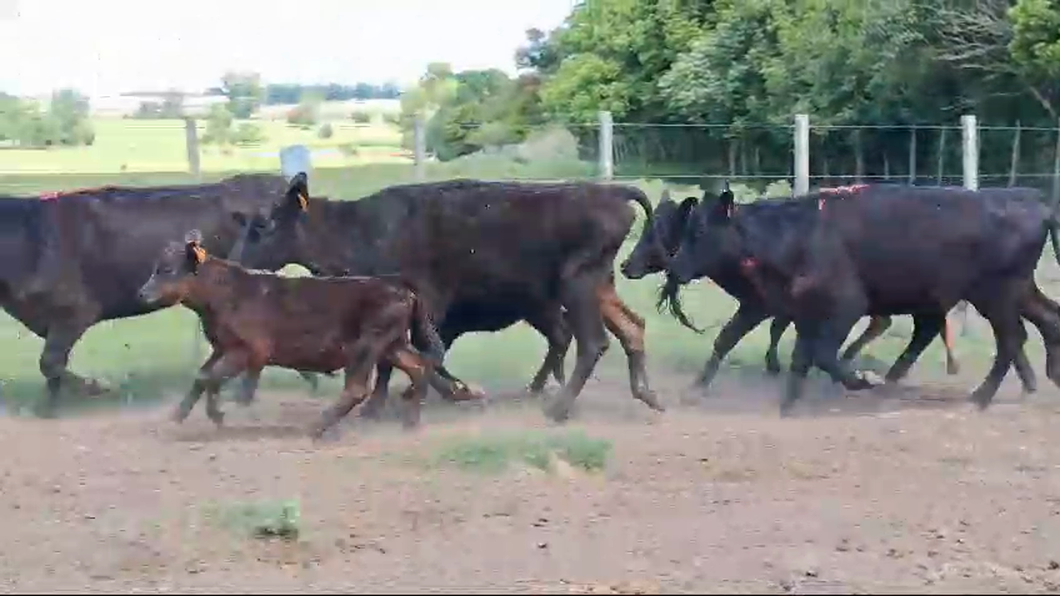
[668,188,738,285]
[232,172,312,272]
[216,173,292,245]
[620,189,698,279]
[138,229,207,305]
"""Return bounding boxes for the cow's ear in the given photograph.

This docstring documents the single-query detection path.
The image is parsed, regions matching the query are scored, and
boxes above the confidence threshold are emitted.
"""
[286,172,309,213]
[660,188,672,205]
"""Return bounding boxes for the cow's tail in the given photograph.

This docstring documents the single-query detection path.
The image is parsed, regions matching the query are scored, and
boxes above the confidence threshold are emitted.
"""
[1050,218,1060,269]
[410,293,446,367]
[656,272,704,334]
[625,187,655,239]
[1045,189,1060,267]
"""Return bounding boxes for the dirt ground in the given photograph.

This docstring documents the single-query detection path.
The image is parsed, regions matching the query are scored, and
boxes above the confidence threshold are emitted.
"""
[4,366,1060,594]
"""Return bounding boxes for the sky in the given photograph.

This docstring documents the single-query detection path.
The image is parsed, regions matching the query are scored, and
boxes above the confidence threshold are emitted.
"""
[0,0,575,98]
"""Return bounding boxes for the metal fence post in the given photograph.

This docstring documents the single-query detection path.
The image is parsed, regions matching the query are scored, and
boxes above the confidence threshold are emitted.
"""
[794,114,810,196]
[183,117,201,180]
[598,110,614,181]
[961,114,979,191]
[413,112,427,182]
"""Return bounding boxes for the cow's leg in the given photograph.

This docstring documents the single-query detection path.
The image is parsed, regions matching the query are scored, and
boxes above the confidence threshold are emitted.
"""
[941,316,961,375]
[526,307,572,394]
[781,325,814,417]
[545,275,611,423]
[840,315,891,365]
[765,316,790,376]
[234,369,261,406]
[387,345,433,430]
[807,310,874,391]
[1018,289,1060,387]
[37,315,100,418]
[358,363,394,420]
[883,313,945,382]
[968,296,1023,409]
[695,305,770,390]
[310,341,382,439]
[598,281,662,412]
[173,349,224,423]
[200,352,250,427]
[1011,321,1037,394]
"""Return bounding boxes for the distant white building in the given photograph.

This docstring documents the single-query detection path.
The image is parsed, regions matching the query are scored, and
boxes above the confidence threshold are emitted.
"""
[74,92,228,118]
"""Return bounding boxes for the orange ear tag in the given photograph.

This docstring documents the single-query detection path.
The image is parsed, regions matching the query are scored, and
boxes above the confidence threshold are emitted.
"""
[191,245,207,264]
[298,194,309,211]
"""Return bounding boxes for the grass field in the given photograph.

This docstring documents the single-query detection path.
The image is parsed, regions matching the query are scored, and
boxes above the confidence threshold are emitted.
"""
[0,117,1035,415]
[0,118,409,175]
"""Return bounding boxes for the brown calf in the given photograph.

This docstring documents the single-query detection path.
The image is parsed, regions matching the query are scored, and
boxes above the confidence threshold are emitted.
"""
[138,229,452,438]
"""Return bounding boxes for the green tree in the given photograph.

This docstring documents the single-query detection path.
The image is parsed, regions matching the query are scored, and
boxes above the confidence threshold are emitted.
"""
[1009,0,1060,117]
[202,103,235,146]
[48,88,94,145]
[221,71,264,119]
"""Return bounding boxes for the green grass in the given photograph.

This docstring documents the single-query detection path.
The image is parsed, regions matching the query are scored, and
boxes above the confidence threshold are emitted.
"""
[426,429,613,474]
[202,498,301,541]
[0,152,1031,414]
[0,118,406,175]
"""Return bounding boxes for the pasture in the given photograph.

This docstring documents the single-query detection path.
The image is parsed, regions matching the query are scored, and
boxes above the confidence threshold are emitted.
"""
[2,147,1060,591]
[0,117,408,175]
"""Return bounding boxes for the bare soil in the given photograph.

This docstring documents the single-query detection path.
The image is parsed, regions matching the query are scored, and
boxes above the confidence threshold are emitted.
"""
[3,367,1060,594]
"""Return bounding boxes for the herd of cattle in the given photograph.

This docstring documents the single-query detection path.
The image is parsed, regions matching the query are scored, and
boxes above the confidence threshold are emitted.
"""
[3,172,1060,437]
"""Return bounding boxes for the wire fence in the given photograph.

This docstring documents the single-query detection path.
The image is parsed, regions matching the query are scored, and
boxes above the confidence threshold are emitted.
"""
[2,115,1059,199]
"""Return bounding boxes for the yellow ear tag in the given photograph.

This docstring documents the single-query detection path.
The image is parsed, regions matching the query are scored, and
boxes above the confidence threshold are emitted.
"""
[298,194,309,211]
[191,244,207,264]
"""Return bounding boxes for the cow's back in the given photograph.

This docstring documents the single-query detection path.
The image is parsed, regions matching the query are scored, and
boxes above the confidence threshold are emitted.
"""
[367,180,637,283]
[817,187,1049,309]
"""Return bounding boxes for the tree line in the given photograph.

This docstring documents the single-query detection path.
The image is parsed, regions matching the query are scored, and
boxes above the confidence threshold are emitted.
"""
[404,0,1060,185]
[0,90,94,149]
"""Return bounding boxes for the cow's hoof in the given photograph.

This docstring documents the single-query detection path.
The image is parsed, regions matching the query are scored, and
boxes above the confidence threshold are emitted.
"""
[207,410,225,427]
[637,389,665,413]
[969,390,993,411]
[170,407,191,424]
[80,378,111,397]
[544,398,572,423]
[454,382,487,402]
[765,359,782,376]
[359,404,386,421]
[946,362,960,376]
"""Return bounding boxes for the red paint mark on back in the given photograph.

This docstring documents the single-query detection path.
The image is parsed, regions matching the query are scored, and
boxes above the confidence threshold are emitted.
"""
[39,186,113,201]
[819,183,869,195]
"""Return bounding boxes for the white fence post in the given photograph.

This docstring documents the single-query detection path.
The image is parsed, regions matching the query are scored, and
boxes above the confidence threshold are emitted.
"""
[183,117,201,180]
[794,113,810,196]
[962,114,979,190]
[280,145,312,180]
[413,112,427,182]
[598,110,614,181]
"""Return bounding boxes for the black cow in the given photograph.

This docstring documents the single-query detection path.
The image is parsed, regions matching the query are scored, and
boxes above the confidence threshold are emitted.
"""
[3,174,324,416]
[235,175,661,422]
[619,189,964,386]
[665,184,1060,414]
